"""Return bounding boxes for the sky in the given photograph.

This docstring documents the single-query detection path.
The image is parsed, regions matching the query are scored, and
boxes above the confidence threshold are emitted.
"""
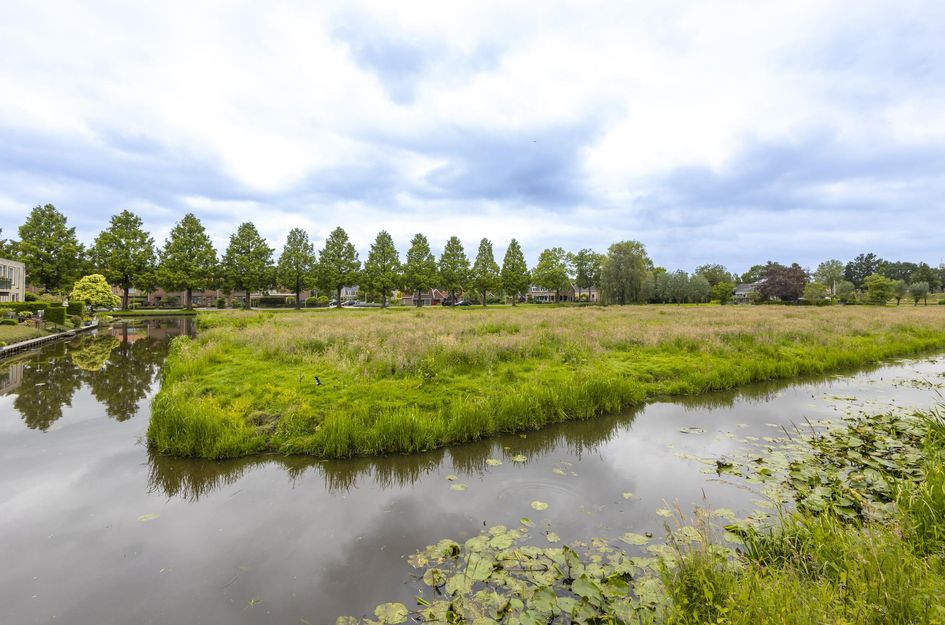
[1,1,943,274]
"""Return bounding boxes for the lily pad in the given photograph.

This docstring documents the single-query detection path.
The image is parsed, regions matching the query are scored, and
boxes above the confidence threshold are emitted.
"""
[621,492,634,500]
[137,513,160,522]
[374,602,408,624]
[619,532,650,545]
[655,508,673,518]
[531,500,549,511]
[485,458,503,466]
[450,483,468,491]
[545,532,560,543]
[511,454,527,463]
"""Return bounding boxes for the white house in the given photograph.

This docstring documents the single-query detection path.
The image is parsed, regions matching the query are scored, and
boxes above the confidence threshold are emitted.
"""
[0,258,25,303]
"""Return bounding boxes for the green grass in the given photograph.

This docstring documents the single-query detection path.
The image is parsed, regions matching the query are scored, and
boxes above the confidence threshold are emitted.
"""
[0,324,49,345]
[148,305,945,460]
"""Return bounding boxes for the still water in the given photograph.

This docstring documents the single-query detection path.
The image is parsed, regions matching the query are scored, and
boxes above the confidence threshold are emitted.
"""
[2,318,943,624]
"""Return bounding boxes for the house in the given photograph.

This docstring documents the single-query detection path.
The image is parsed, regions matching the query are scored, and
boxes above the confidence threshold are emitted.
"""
[401,288,449,306]
[527,284,600,303]
[146,288,225,307]
[0,258,26,303]
[733,281,765,304]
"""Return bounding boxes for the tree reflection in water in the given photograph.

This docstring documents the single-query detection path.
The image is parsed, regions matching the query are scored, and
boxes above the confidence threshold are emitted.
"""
[1,318,192,430]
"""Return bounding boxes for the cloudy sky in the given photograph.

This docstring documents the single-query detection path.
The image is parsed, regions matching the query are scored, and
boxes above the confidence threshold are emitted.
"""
[1,1,943,273]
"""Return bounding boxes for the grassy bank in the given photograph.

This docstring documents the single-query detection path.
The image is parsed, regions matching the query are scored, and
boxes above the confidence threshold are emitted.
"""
[0,324,49,345]
[148,305,945,460]
[363,407,945,624]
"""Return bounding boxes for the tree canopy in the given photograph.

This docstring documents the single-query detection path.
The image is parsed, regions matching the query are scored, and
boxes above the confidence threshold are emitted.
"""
[70,274,120,310]
[438,236,470,302]
[572,249,604,300]
[402,233,439,305]
[759,263,807,302]
[277,227,317,308]
[222,223,274,307]
[158,213,218,308]
[845,253,884,288]
[814,259,844,293]
[318,227,360,306]
[362,230,401,308]
[694,264,732,287]
[600,241,649,304]
[17,204,84,292]
[500,239,529,305]
[91,210,156,309]
[470,238,500,306]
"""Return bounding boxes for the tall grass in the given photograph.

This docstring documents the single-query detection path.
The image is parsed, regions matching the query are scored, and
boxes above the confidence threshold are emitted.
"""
[148,305,945,459]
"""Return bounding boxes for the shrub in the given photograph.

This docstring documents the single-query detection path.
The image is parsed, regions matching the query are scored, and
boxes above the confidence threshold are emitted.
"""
[216,297,226,309]
[18,311,33,321]
[255,295,291,308]
[306,295,329,307]
[44,305,66,324]
[66,302,84,316]
[0,319,15,326]
[70,315,83,327]
[24,292,37,302]
[286,296,296,306]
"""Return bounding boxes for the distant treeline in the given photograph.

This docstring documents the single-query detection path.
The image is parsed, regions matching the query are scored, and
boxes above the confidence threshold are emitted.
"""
[1,204,942,309]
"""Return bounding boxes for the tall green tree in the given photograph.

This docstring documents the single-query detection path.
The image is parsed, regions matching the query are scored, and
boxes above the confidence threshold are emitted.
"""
[600,241,650,305]
[500,238,529,306]
[759,263,808,302]
[694,264,732,287]
[317,227,360,307]
[91,210,156,309]
[814,259,845,294]
[893,280,909,305]
[362,230,401,308]
[0,228,16,258]
[17,204,84,293]
[911,262,939,291]
[158,213,218,309]
[572,249,604,302]
[402,233,438,307]
[711,281,735,304]
[438,236,470,303]
[863,273,895,305]
[845,253,883,288]
[277,228,316,308]
[222,223,274,308]
[532,247,572,303]
[470,238,500,306]
[909,281,930,306]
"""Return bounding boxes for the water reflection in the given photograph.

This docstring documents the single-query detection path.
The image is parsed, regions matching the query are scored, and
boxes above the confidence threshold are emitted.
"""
[1,317,193,429]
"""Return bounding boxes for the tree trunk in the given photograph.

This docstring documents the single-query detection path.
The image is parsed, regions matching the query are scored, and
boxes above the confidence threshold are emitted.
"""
[295,281,301,309]
[555,288,560,303]
[416,289,422,307]
[482,290,486,307]
[122,285,129,310]
[186,287,193,310]
[336,286,342,308]
[511,292,516,306]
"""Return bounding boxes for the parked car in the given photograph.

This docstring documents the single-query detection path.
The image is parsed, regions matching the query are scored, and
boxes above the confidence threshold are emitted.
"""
[454,300,472,306]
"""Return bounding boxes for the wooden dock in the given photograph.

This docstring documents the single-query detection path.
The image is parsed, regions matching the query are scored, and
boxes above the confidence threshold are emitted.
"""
[0,324,98,360]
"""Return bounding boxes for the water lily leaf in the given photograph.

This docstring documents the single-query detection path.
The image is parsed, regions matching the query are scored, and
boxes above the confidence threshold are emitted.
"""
[531,500,549,511]
[520,517,535,527]
[446,474,458,481]
[619,532,649,545]
[336,617,359,625]
[489,533,515,549]
[511,454,527,463]
[545,532,560,543]
[374,602,408,624]
[622,492,634,500]
[137,513,160,522]
[552,467,567,476]
[656,508,673,518]
[450,483,468,491]
[485,458,503,466]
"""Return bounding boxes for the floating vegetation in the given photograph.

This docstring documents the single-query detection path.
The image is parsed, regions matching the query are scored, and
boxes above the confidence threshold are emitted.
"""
[346,403,945,624]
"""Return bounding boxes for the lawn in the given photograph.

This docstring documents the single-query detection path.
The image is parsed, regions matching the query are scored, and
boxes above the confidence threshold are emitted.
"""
[148,304,945,459]
[0,324,49,345]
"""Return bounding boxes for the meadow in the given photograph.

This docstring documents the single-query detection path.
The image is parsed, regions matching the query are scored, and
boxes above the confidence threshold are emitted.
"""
[148,304,945,460]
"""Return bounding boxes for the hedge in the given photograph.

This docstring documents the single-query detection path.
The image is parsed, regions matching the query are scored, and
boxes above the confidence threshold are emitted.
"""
[0,302,49,314]
[66,302,85,316]
[45,306,66,324]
